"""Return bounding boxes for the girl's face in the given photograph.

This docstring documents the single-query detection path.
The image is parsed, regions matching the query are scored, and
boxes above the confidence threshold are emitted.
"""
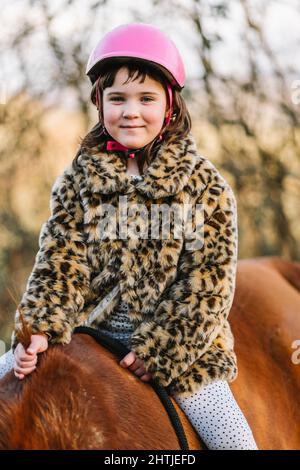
[102,67,169,149]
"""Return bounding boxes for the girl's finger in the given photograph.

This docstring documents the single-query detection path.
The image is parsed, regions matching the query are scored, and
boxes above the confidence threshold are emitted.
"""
[120,351,136,368]
[14,365,36,375]
[128,361,142,372]
[15,356,36,367]
[19,354,37,363]
[128,356,143,370]
[140,373,152,382]
[134,366,147,376]
[134,358,144,367]
[17,358,37,369]
[14,371,25,380]
[15,351,36,362]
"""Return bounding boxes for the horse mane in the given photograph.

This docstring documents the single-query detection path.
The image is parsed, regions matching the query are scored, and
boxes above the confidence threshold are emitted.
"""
[0,309,104,449]
[15,307,32,349]
[0,343,106,450]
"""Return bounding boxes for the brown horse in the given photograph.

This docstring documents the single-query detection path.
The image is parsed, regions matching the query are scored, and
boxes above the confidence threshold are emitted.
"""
[0,256,299,450]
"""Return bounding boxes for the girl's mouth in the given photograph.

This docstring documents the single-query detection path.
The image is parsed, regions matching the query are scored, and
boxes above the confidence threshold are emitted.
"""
[120,126,145,129]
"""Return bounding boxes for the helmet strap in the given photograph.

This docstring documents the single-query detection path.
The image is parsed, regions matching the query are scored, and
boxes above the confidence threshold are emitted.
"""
[106,140,139,159]
[95,77,101,110]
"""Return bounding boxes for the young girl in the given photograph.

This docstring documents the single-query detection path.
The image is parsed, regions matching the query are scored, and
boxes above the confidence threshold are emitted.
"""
[1,23,258,450]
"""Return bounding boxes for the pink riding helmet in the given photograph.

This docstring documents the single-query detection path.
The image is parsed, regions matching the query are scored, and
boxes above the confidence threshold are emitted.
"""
[86,23,185,89]
[86,23,186,156]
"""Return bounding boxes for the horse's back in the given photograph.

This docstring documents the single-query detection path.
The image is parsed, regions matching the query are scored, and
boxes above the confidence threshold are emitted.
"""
[0,333,203,450]
[50,335,203,450]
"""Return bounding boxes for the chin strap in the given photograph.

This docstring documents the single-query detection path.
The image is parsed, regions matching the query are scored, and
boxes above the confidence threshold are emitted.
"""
[106,140,139,159]
[106,135,163,159]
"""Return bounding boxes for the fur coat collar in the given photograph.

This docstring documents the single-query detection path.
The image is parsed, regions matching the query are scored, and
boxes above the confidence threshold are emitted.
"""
[78,132,202,199]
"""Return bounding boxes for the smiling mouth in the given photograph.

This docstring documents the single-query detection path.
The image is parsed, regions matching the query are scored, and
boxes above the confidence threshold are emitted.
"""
[120,126,144,129]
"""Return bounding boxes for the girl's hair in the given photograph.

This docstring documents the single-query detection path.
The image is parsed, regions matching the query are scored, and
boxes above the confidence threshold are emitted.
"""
[73,58,191,174]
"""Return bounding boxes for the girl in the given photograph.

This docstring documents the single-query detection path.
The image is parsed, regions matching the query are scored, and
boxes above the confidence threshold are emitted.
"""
[1,23,258,450]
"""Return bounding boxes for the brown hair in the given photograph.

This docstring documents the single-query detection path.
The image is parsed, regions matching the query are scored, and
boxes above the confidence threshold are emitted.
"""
[73,58,191,174]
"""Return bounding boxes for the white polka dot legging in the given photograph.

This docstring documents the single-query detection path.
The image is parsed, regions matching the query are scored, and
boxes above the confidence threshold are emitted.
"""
[172,380,258,450]
[0,349,258,449]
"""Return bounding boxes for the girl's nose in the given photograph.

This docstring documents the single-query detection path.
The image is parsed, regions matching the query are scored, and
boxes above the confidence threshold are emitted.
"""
[122,105,140,118]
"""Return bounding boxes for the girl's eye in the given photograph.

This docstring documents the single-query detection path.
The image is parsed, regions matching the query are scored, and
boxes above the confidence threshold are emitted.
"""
[110,96,153,102]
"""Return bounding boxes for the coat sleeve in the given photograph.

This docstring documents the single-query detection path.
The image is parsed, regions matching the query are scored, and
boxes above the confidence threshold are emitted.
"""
[130,181,238,387]
[11,168,91,350]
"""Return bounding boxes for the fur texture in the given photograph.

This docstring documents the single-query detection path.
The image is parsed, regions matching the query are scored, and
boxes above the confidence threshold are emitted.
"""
[12,132,238,397]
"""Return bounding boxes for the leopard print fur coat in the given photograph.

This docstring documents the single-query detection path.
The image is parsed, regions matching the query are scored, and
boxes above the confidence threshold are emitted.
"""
[12,132,238,397]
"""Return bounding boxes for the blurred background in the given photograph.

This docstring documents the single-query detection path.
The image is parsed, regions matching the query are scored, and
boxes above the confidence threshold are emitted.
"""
[1,0,300,347]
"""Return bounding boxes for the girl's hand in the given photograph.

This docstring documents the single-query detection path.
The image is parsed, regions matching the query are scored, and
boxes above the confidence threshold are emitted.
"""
[14,334,48,380]
[120,351,153,382]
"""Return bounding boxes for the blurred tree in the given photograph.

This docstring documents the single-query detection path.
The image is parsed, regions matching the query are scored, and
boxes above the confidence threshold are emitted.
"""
[151,0,300,259]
